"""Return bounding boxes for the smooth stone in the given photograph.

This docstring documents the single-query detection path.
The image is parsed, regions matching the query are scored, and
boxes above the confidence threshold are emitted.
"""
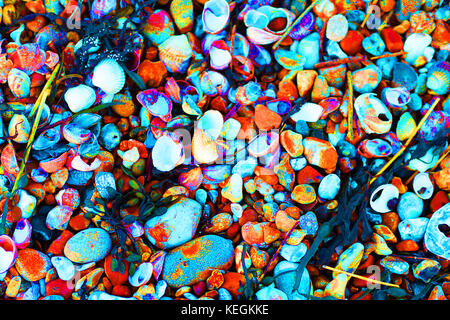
[318,174,340,200]
[95,172,117,199]
[162,235,234,288]
[98,123,122,151]
[362,33,385,56]
[397,192,423,220]
[256,285,288,300]
[326,14,348,42]
[302,137,338,173]
[16,190,36,219]
[295,32,320,69]
[334,242,364,276]
[46,205,73,230]
[280,243,307,263]
[424,203,450,260]
[290,103,323,123]
[376,57,397,80]
[290,157,307,171]
[380,256,409,275]
[274,153,295,191]
[51,256,75,281]
[280,130,304,158]
[298,212,318,236]
[221,173,243,203]
[232,157,257,178]
[413,259,441,283]
[15,249,51,281]
[145,197,202,249]
[398,217,429,243]
[64,228,112,263]
[274,261,312,300]
[404,33,432,65]
[351,64,382,94]
[220,118,241,140]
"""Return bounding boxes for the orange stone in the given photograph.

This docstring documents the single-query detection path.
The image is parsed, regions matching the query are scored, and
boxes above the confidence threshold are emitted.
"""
[433,168,450,191]
[430,190,449,212]
[112,285,132,297]
[380,28,404,53]
[250,246,269,269]
[277,79,298,102]
[206,269,225,290]
[221,272,246,299]
[297,70,317,97]
[396,239,419,252]
[137,60,167,88]
[69,215,90,231]
[340,30,364,56]
[47,230,73,256]
[296,165,324,184]
[391,176,408,194]
[381,212,400,233]
[254,104,282,131]
[275,210,298,232]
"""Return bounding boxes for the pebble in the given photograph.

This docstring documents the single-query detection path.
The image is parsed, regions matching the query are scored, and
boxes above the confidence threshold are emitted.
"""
[318,174,341,200]
[15,249,52,282]
[398,217,430,243]
[51,256,76,281]
[145,197,202,249]
[162,235,234,288]
[274,261,312,300]
[64,228,112,263]
[280,243,308,263]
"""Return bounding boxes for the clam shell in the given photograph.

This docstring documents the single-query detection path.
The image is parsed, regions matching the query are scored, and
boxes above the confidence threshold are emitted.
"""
[158,34,192,74]
[64,84,96,113]
[209,40,232,70]
[95,172,116,199]
[62,123,92,145]
[426,61,450,95]
[357,139,393,158]
[8,114,31,143]
[55,188,80,209]
[152,135,184,172]
[8,68,31,98]
[247,26,281,45]
[69,155,102,172]
[370,184,399,213]
[200,71,229,96]
[413,173,434,200]
[192,128,220,164]
[12,219,32,249]
[354,93,392,134]
[92,58,125,94]
[9,43,46,75]
[39,151,68,173]
[289,11,315,40]
[142,9,175,46]
[202,0,230,34]
[0,235,18,274]
[129,262,153,287]
[137,89,173,122]
[381,87,410,109]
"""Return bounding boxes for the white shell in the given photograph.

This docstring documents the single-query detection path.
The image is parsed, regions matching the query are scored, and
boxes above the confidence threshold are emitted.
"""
[290,103,324,122]
[152,135,184,172]
[404,33,432,65]
[92,58,125,94]
[370,184,399,213]
[8,114,31,143]
[64,84,96,113]
[197,109,224,141]
[413,172,434,200]
[209,44,232,70]
[202,0,230,34]
[118,146,140,169]
[0,235,17,274]
[70,155,102,171]
[16,190,36,219]
[129,262,153,287]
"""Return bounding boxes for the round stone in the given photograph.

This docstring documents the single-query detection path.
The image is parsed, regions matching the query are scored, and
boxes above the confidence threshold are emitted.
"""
[64,228,112,263]
[398,192,424,220]
[15,248,52,281]
[318,174,341,200]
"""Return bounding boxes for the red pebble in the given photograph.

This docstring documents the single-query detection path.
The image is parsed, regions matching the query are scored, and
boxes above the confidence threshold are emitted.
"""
[339,31,364,56]
[47,230,73,255]
[46,279,73,299]
[112,285,132,297]
[380,28,404,53]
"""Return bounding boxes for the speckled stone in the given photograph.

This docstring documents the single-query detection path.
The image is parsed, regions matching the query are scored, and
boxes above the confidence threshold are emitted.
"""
[162,235,234,288]
[64,228,112,263]
[397,192,423,220]
[398,217,429,243]
[274,261,312,300]
[15,248,52,281]
[145,197,202,249]
[298,211,318,236]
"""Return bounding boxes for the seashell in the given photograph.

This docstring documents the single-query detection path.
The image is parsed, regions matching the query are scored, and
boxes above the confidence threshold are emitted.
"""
[137,89,173,122]
[8,114,31,143]
[229,33,250,58]
[197,110,224,141]
[90,0,116,20]
[8,68,31,98]
[248,131,279,157]
[396,112,416,141]
[152,134,184,172]
[125,221,145,239]
[381,87,410,109]
[129,262,153,287]
[1,143,20,174]
[426,61,450,95]
[0,235,18,274]
[34,24,67,51]
[392,62,418,91]
[424,203,450,260]
[413,172,434,200]
[289,11,315,40]
[200,70,229,96]
[209,40,232,70]
[62,123,92,145]
[202,0,230,35]
[290,102,323,122]
[79,135,100,159]
[404,33,432,65]
[202,32,227,56]
[370,184,399,213]
[9,43,46,75]
[72,113,102,129]
[46,205,73,230]
[231,55,255,81]
[354,93,392,134]
[39,151,68,173]
[0,54,14,84]
[248,43,271,66]
[192,128,220,164]
[170,0,194,33]
[158,34,192,74]
[142,9,175,47]
[92,59,125,95]
[69,155,102,172]
[274,48,305,71]
[12,219,32,249]
[357,139,393,158]
[55,188,80,210]
[16,190,37,220]
[64,84,96,113]
[247,26,281,45]
[179,167,203,191]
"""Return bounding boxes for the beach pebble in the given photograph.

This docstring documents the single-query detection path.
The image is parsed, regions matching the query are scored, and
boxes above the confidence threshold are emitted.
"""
[397,192,424,220]
[398,217,429,243]
[51,256,76,281]
[274,261,312,300]
[162,235,234,288]
[64,228,112,263]
[318,174,341,200]
[280,243,307,263]
[15,248,51,281]
[145,197,202,249]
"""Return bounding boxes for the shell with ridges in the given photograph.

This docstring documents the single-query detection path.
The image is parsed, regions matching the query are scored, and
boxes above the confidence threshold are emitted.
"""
[202,0,230,35]
[92,58,125,94]
[158,34,192,74]
[8,68,30,98]
[426,61,450,95]
[137,89,173,122]
[64,84,96,113]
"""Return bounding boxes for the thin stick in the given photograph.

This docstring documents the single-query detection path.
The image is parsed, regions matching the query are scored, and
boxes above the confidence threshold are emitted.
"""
[377,10,393,31]
[405,145,450,185]
[314,56,367,69]
[360,0,379,28]
[322,265,400,288]
[369,98,441,185]
[347,71,354,141]
[370,51,407,61]
[272,0,320,51]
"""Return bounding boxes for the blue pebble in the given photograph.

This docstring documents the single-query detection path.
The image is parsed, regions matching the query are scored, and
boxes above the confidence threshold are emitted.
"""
[398,217,429,243]
[274,261,311,300]
[298,212,318,236]
[99,123,122,151]
[398,192,423,220]
[290,157,307,171]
